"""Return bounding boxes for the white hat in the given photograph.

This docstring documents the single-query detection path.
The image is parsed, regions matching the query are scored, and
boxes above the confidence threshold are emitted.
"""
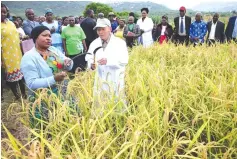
[93,18,111,30]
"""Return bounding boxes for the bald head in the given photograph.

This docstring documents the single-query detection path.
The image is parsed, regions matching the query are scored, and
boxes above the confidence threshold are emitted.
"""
[128,16,134,24]
[25,8,35,21]
[213,13,219,23]
[195,12,202,22]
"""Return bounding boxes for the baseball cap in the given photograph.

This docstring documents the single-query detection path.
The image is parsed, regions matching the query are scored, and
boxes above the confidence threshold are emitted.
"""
[179,6,186,11]
[45,8,53,14]
[93,18,111,30]
[108,12,115,16]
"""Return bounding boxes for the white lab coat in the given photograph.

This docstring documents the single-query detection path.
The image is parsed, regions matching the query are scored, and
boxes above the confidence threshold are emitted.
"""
[137,17,154,47]
[85,35,129,102]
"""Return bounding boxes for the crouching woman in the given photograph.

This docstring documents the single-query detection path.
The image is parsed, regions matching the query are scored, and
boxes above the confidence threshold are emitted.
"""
[20,26,74,127]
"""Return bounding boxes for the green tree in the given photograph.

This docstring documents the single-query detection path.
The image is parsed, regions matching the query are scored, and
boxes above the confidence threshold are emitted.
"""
[83,2,113,18]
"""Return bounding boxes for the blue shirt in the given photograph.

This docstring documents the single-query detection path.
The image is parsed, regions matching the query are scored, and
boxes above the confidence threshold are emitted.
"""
[111,20,118,33]
[232,18,237,38]
[22,20,40,36]
[190,21,207,43]
[20,46,73,95]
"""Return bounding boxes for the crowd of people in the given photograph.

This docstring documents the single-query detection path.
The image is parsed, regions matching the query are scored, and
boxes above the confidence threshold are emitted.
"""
[1,3,237,120]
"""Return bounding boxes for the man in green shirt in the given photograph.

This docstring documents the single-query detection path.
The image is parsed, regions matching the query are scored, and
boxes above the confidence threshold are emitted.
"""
[62,16,87,57]
[62,16,87,72]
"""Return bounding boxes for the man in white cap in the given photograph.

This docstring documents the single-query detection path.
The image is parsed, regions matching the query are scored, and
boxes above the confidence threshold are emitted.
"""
[85,18,129,109]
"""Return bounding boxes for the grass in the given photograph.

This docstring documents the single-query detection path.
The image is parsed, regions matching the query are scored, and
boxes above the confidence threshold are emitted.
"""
[1,43,237,158]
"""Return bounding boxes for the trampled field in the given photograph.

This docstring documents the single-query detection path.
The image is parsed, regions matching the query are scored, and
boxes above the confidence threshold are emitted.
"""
[1,43,237,158]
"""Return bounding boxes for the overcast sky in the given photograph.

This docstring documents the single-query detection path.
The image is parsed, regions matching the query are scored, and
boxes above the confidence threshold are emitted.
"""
[91,0,237,9]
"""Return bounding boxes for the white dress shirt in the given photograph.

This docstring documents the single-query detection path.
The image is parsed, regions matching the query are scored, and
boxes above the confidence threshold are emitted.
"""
[209,21,217,40]
[179,16,186,36]
[161,25,167,35]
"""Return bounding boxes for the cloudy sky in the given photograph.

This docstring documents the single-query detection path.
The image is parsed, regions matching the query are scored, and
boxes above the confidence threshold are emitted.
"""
[91,0,237,9]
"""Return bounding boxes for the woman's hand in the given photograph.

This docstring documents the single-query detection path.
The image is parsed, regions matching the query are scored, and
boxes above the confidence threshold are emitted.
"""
[54,71,67,82]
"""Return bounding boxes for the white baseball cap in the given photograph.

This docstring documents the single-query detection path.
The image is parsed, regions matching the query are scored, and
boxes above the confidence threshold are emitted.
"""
[93,18,111,30]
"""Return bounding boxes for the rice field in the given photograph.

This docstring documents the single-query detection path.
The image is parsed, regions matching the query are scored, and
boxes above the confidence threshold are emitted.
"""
[1,43,237,158]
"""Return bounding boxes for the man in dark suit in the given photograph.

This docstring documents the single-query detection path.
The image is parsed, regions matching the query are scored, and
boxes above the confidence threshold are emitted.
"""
[225,14,237,43]
[206,13,225,46]
[173,6,191,46]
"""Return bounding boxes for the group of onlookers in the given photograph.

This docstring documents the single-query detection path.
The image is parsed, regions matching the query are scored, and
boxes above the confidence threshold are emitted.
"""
[1,3,237,101]
[2,3,237,127]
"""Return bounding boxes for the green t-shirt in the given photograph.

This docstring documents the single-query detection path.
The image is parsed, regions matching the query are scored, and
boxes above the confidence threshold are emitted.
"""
[61,26,86,56]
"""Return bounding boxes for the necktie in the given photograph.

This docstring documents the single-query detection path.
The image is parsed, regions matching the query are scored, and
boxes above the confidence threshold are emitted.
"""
[180,17,184,33]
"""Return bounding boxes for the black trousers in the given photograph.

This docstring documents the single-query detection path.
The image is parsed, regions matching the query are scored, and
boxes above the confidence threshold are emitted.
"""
[68,53,87,73]
[85,39,92,49]
[6,79,26,99]
[174,35,189,46]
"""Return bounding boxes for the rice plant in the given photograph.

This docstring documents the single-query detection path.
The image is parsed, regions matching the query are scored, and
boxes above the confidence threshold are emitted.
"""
[1,43,237,159]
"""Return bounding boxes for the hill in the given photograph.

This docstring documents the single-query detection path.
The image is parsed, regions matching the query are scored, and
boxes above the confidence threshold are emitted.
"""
[3,1,170,17]
[108,1,170,13]
[192,2,237,12]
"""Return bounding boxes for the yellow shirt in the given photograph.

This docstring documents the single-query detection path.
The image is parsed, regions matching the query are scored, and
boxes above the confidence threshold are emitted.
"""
[114,26,125,40]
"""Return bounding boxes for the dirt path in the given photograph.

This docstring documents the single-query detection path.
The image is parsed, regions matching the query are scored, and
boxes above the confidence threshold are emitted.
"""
[1,86,29,146]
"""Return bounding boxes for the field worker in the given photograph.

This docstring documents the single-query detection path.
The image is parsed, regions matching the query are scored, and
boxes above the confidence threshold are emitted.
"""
[190,12,207,46]
[85,18,129,111]
[137,8,154,47]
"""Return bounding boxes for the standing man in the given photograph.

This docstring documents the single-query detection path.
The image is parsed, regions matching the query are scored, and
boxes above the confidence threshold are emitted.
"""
[225,13,237,43]
[23,8,40,36]
[80,9,97,49]
[173,6,191,46]
[108,12,118,33]
[137,8,154,47]
[189,13,207,46]
[61,16,87,72]
[85,18,128,108]
[123,16,141,48]
[206,13,225,45]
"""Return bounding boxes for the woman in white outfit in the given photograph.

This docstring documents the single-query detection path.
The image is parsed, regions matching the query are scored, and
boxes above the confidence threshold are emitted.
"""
[137,8,154,47]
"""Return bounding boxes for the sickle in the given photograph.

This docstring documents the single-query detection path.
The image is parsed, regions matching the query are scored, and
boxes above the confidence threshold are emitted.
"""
[92,46,103,64]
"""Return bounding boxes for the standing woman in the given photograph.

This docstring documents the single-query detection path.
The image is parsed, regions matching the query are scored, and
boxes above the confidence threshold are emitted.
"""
[137,8,154,47]
[42,8,64,53]
[61,16,69,32]
[114,19,126,40]
[1,3,26,100]
[153,15,173,44]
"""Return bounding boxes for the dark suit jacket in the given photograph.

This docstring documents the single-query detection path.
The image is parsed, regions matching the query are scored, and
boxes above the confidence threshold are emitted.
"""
[225,16,237,41]
[174,16,191,36]
[153,23,173,41]
[206,21,225,43]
